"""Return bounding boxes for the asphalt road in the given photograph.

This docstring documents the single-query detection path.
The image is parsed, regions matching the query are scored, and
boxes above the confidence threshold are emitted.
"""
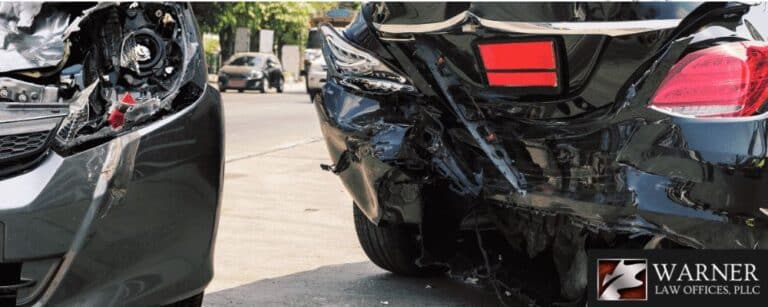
[203,84,502,306]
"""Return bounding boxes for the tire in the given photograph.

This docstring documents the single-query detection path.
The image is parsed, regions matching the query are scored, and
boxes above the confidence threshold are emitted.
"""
[237,89,244,93]
[168,292,203,307]
[277,78,284,93]
[353,204,444,276]
[219,88,227,93]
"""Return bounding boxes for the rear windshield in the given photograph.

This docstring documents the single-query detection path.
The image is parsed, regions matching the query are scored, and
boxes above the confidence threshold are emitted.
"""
[306,29,323,49]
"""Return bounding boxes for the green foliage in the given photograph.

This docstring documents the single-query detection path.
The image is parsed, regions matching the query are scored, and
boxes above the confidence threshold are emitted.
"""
[194,2,359,59]
[203,34,220,54]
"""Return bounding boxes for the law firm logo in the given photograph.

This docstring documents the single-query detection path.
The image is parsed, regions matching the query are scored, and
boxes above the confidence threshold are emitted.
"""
[597,259,648,301]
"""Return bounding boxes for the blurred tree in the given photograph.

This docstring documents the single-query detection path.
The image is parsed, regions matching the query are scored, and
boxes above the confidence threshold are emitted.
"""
[194,2,353,61]
[193,2,262,60]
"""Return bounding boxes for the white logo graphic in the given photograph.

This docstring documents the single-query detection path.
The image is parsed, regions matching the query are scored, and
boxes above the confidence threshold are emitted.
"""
[598,259,648,301]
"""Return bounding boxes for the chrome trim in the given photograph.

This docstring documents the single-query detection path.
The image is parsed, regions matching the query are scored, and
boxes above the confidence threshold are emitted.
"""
[478,18,682,36]
[372,11,468,33]
[372,11,682,36]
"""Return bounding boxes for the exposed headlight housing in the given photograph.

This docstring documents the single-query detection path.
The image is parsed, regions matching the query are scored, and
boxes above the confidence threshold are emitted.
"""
[319,25,415,94]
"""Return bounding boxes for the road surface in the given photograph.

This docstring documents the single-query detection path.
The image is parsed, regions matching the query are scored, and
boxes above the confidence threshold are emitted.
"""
[203,84,501,306]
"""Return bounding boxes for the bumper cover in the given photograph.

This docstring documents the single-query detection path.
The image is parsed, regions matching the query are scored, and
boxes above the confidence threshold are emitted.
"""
[315,81,768,250]
[0,85,224,306]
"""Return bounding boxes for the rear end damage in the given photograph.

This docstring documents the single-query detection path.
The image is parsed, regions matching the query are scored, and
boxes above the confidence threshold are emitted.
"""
[315,2,768,305]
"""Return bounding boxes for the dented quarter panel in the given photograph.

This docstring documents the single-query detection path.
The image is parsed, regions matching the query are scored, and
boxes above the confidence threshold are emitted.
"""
[316,1,768,250]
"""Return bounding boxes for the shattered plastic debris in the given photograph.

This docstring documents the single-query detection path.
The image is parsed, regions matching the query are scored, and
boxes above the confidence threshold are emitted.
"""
[123,97,162,125]
[0,2,42,28]
[379,301,389,305]
[57,82,98,141]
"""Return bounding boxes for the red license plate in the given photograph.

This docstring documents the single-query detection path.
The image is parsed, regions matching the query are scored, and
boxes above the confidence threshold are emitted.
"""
[478,41,558,88]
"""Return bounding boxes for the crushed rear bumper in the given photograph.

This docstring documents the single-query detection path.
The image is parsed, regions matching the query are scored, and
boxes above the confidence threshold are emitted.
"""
[315,81,768,250]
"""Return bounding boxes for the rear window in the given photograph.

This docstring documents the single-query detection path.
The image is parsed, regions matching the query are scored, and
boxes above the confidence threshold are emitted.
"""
[306,29,323,49]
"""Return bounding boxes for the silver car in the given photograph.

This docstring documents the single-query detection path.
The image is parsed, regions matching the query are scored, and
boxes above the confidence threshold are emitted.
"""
[304,28,326,101]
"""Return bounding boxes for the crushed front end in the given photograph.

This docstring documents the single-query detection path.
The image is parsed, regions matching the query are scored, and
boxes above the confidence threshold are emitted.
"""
[0,2,223,306]
[315,2,768,304]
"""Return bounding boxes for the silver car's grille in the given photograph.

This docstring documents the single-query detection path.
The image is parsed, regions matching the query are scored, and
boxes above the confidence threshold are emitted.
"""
[0,131,50,162]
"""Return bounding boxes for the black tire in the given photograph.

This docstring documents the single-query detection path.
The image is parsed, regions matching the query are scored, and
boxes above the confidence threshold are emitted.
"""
[219,88,227,93]
[277,77,284,93]
[353,204,444,276]
[237,89,244,93]
[168,293,203,307]
[260,79,267,93]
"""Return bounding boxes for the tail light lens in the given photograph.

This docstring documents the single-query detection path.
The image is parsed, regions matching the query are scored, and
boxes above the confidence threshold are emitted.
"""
[319,25,415,94]
[650,42,768,118]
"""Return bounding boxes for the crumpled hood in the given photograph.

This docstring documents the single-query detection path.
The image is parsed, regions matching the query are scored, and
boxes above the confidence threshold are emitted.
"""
[0,2,70,73]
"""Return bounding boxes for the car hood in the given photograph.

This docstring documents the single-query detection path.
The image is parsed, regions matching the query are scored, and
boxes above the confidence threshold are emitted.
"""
[0,2,70,73]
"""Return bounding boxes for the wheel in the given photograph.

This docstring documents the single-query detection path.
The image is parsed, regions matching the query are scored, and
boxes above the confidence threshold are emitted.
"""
[237,89,244,93]
[276,77,284,93]
[260,79,267,93]
[353,204,444,276]
[168,292,203,307]
[219,88,227,93]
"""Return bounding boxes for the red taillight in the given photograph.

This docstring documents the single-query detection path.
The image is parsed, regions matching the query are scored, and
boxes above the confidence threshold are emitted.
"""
[650,42,768,117]
[486,72,557,87]
[479,41,558,87]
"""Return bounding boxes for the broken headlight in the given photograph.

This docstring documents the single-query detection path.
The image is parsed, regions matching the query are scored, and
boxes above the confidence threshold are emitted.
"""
[319,25,415,94]
[49,2,205,152]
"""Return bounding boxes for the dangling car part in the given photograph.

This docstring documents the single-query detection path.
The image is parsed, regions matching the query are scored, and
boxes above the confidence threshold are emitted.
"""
[0,2,222,306]
[314,2,768,305]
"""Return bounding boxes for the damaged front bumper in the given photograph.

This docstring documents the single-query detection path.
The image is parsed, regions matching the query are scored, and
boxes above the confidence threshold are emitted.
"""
[0,85,223,306]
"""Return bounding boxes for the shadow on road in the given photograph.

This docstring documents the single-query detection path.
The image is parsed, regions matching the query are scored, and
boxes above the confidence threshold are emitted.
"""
[204,262,501,307]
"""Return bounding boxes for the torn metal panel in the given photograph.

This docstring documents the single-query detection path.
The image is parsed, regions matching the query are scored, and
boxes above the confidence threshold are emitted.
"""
[0,3,69,73]
[316,1,768,305]
[0,2,222,306]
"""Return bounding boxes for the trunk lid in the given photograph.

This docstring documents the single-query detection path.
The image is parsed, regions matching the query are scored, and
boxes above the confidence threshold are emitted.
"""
[368,2,700,119]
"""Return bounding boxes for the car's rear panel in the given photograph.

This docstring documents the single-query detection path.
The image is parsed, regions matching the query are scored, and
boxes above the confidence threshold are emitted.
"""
[317,1,768,250]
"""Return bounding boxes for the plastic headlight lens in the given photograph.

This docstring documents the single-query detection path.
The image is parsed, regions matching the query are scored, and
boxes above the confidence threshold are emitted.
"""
[319,25,414,93]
